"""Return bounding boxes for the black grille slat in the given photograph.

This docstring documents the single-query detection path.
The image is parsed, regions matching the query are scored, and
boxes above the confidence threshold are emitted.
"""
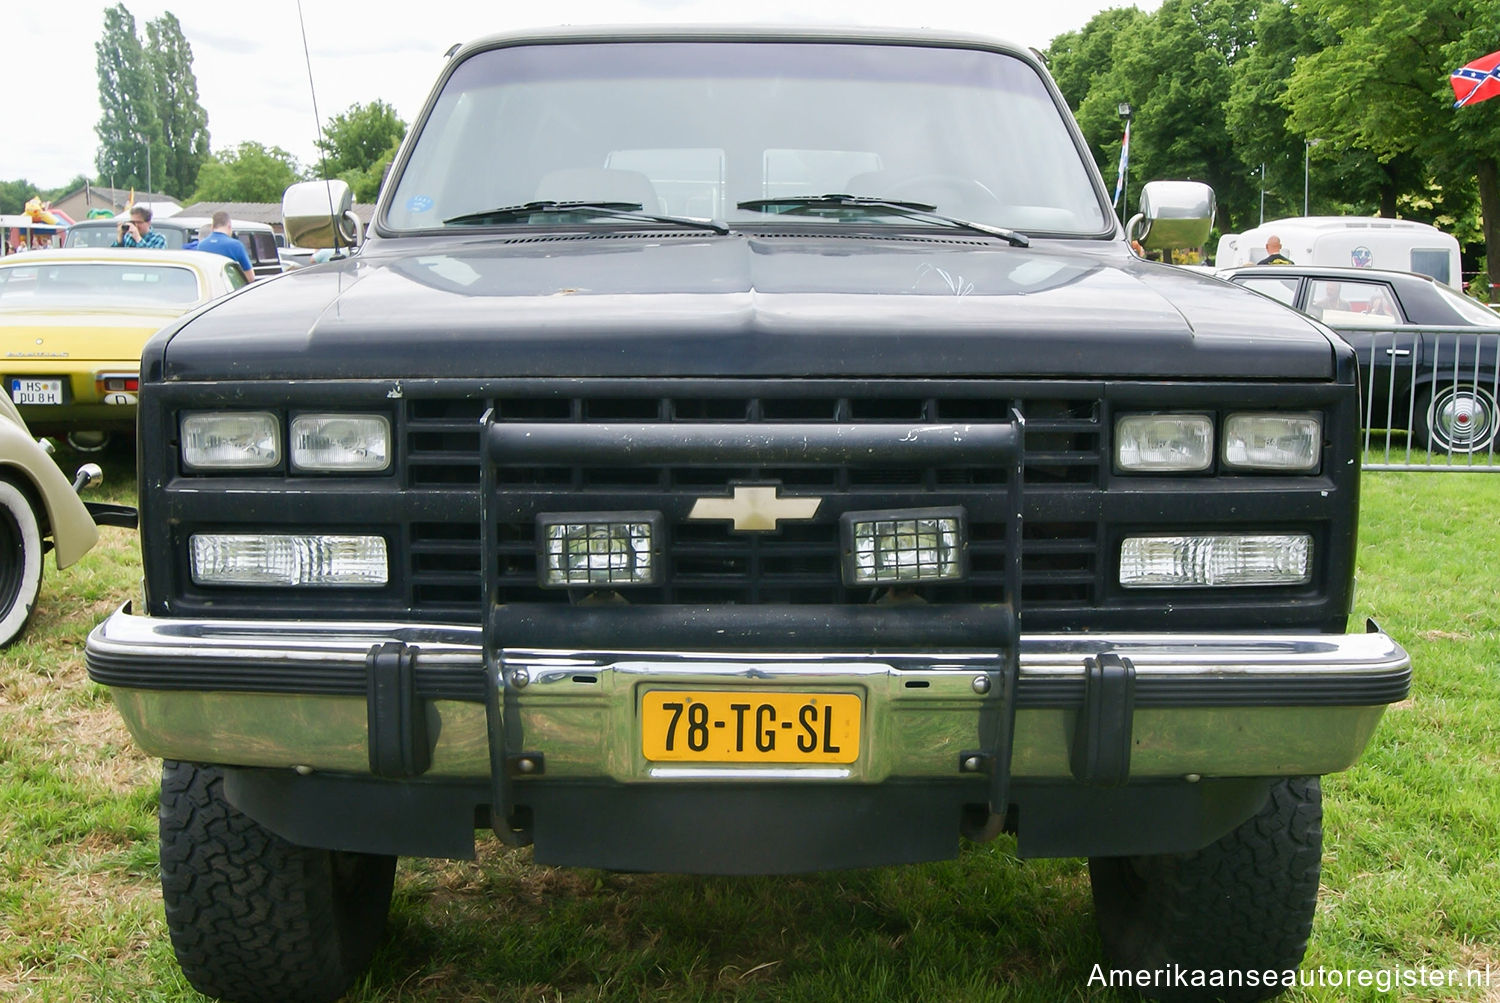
[403,389,1101,615]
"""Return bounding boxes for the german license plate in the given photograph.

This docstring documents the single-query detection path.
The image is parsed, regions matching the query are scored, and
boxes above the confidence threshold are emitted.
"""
[642,691,860,764]
[10,377,63,405]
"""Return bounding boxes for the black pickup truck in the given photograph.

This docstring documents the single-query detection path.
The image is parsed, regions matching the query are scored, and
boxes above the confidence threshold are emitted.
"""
[87,25,1409,1003]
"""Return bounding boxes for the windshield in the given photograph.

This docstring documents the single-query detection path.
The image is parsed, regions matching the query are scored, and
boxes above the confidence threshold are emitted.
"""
[386,40,1110,236]
[66,222,187,249]
[0,261,204,306]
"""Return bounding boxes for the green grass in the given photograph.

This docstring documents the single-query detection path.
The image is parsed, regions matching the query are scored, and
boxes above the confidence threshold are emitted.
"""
[1,449,1496,1001]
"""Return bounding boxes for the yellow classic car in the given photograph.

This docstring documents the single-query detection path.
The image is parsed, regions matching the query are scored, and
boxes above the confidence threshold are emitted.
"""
[1,248,247,450]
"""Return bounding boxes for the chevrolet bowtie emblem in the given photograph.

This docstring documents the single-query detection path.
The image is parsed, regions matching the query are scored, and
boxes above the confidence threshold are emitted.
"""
[688,485,822,532]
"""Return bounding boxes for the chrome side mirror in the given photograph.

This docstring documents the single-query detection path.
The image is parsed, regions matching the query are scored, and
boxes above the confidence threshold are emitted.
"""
[282,180,363,250]
[1129,181,1215,252]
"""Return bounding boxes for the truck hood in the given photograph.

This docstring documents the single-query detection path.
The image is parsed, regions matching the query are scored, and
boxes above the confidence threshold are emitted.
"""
[153,231,1340,382]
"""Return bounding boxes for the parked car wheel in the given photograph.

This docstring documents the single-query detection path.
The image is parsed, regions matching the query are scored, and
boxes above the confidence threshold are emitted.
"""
[1418,380,1497,454]
[159,760,396,1003]
[65,431,112,454]
[1089,777,1322,1003]
[0,476,45,647]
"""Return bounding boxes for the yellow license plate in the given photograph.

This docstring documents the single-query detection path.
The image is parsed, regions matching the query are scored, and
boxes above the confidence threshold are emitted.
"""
[641,691,861,764]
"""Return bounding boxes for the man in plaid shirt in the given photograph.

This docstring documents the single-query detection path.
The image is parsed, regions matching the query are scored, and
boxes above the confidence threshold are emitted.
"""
[112,206,167,249]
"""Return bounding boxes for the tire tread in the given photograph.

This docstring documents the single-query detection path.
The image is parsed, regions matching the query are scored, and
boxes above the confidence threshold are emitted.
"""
[159,761,394,1003]
[1090,777,1323,1003]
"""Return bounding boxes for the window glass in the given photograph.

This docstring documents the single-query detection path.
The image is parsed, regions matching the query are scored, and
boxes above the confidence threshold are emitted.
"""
[1409,248,1451,285]
[0,262,203,305]
[1307,279,1403,326]
[604,148,725,217]
[1308,280,1356,324]
[65,222,189,249]
[763,149,884,200]
[1235,276,1297,306]
[242,232,279,265]
[387,41,1110,235]
[1433,282,1500,327]
[64,224,120,248]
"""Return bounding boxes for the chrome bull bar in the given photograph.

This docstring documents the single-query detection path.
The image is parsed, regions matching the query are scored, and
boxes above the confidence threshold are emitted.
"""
[478,408,1028,842]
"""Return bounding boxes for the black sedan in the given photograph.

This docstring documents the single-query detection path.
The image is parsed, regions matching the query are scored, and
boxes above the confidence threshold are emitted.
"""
[1220,264,1499,453]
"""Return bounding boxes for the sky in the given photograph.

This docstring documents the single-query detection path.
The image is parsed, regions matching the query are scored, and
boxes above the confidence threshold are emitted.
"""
[14,0,1159,192]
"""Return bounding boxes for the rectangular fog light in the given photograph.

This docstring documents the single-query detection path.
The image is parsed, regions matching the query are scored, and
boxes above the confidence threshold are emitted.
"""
[539,512,662,587]
[190,534,388,586]
[841,508,967,585]
[1222,413,1322,471]
[1120,533,1312,588]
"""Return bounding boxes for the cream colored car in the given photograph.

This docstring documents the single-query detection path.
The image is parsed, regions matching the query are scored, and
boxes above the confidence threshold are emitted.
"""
[0,392,106,645]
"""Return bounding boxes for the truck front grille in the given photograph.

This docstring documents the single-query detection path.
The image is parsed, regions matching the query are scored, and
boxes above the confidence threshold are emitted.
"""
[404,386,1104,616]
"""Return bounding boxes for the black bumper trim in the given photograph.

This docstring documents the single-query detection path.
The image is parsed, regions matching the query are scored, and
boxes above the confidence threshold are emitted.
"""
[86,650,487,701]
[86,649,1411,709]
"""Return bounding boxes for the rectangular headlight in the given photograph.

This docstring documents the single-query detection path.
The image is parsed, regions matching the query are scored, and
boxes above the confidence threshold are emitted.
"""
[1115,414,1214,472]
[539,512,662,587]
[1120,533,1312,588]
[190,534,388,586]
[291,413,391,472]
[181,412,280,470]
[1222,413,1322,471]
[840,508,967,585]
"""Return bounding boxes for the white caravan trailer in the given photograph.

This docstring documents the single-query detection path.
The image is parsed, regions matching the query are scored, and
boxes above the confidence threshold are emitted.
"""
[1214,217,1462,288]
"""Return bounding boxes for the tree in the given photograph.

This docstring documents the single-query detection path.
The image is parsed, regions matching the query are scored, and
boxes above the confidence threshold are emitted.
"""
[342,139,401,203]
[145,12,210,197]
[1053,0,1265,233]
[1282,0,1500,285]
[94,4,161,194]
[0,179,40,215]
[1046,6,1151,179]
[189,142,304,203]
[314,100,407,178]
[46,175,92,203]
[1223,0,1324,222]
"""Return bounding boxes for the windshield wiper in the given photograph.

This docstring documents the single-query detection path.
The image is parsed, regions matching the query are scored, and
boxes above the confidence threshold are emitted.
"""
[444,200,730,234]
[736,194,1030,247]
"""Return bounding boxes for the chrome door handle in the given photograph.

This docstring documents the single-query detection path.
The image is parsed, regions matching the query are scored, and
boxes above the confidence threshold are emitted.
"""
[1385,349,1411,357]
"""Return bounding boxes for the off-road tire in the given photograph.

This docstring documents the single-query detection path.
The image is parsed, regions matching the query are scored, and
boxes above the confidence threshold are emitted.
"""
[1088,776,1323,1003]
[0,476,44,648]
[159,761,397,1003]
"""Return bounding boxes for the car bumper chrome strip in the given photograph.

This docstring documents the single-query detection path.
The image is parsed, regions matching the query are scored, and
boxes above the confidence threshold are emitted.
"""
[86,604,1410,708]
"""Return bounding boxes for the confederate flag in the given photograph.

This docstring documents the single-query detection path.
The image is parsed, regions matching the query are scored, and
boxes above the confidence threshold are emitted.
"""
[1451,49,1500,108]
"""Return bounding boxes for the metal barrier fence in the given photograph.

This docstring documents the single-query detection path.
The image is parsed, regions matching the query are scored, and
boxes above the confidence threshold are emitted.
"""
[1333,325,1499,471]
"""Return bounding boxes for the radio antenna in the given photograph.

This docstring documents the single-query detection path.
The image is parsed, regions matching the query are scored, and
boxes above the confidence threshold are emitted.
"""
[296,0,344,250]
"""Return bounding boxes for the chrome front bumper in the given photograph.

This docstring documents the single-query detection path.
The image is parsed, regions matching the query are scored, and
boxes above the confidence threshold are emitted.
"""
[87,605,1410,785]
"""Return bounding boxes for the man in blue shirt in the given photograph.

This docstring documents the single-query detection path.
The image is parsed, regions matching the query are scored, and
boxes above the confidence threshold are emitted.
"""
[112,206,167,249]
[195,211,255,282]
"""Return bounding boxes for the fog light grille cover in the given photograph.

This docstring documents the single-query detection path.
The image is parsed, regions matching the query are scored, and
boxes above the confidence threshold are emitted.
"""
[840,508,967,585]
[539,512,663,587]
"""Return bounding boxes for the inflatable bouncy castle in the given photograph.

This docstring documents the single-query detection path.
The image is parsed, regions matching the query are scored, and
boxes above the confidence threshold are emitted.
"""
[24,197,74,226]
